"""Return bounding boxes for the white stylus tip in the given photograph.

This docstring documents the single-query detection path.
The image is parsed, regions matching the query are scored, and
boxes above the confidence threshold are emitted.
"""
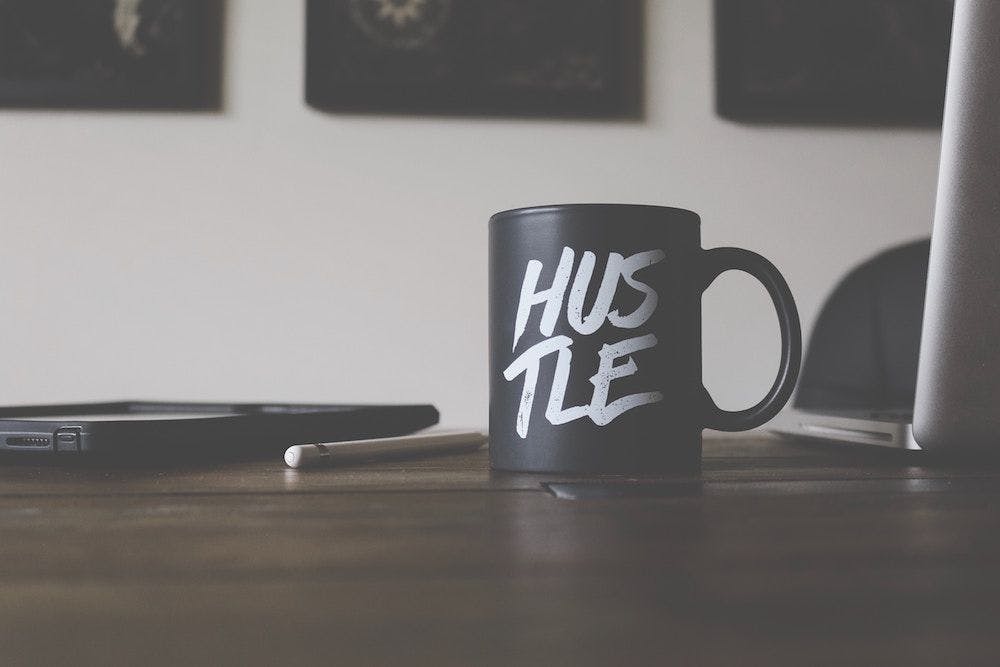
[284,447,302,468]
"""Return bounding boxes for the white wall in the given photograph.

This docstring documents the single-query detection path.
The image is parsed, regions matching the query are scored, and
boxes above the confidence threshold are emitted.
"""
[0,1,939,426]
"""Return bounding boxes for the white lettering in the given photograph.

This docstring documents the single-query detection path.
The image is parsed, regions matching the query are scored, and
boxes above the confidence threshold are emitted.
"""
[503,335,574,438]
[502,246,666,438]
[608,250,666,329]
[545,342,590,426]
[588,334,664,425]
[567,252,624,335]
[512,247,575,352]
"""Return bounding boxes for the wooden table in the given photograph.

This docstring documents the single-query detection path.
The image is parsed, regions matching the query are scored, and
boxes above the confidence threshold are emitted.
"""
[2,436,1000,666]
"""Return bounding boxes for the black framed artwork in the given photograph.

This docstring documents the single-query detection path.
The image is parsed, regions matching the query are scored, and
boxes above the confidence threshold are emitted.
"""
[715,0,954,124]
[306,0,642,118]
[0,0,222,110]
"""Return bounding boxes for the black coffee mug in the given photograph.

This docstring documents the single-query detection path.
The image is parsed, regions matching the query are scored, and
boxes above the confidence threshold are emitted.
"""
[489,204,801,473]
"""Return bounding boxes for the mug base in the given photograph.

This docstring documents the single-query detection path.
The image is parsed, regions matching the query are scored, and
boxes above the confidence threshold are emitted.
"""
[488,445,702,475]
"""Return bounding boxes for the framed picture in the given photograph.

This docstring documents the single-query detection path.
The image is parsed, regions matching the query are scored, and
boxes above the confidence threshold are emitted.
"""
[306,0,642,118]
[715,0,954,124]
[0,0,222,110]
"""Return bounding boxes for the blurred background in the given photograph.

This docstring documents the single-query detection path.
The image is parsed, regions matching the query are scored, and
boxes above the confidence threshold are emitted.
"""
[0,0,943,426]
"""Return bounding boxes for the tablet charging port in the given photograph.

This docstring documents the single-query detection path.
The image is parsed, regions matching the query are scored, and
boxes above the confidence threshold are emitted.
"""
[5,435,52,449]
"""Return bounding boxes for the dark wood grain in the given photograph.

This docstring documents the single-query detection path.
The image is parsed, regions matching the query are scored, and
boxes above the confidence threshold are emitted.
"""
[2,436,999,666]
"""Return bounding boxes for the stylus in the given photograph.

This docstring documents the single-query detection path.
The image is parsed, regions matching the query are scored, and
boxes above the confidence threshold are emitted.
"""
[284,430,487,469]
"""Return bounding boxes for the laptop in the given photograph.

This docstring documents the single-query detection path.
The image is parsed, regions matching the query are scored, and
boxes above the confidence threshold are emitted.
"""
[772,1,1000,456]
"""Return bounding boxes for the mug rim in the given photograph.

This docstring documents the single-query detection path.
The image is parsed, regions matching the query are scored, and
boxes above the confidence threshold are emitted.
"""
[489,203,698,224]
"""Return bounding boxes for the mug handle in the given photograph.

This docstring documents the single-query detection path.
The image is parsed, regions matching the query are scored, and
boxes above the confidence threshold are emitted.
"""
[700,247,802,431]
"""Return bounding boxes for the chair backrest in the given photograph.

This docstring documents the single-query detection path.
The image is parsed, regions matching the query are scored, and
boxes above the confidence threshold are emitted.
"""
[795,239,929,412]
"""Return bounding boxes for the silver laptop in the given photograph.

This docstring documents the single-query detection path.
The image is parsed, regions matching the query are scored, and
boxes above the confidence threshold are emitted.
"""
[772,0,1000,456]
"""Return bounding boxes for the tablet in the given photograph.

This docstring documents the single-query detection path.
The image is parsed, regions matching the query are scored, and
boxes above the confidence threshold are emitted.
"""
[0,401,439,463]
